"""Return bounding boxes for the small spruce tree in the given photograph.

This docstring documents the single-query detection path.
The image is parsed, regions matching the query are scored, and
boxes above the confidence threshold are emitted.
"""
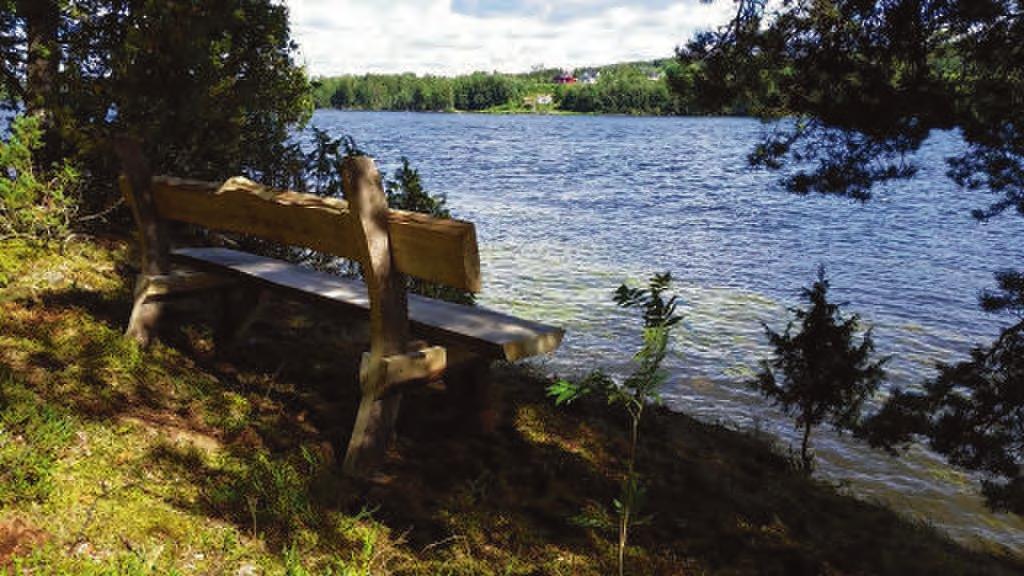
[751,267,887,471]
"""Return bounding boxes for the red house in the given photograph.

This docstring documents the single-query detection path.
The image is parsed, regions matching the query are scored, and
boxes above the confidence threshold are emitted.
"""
[553,71,577,84]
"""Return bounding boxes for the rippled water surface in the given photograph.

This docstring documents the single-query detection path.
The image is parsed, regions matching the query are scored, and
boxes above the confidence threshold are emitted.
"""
[307,110,1024,550]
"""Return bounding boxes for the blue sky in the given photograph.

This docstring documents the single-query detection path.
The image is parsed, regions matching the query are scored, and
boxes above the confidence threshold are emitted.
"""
[287,1,734,76]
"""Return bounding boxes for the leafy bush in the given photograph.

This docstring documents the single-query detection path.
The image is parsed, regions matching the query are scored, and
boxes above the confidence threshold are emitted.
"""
[0,115,80,243]
[751,267,887,471]
[304,127,361,198]
[548,272,681,576]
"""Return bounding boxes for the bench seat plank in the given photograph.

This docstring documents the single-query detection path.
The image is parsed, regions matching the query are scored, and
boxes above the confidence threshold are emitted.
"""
[172,247,563,362]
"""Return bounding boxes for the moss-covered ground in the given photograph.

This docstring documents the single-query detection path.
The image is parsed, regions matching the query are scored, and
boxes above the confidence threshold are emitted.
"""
[0,238,1021,575]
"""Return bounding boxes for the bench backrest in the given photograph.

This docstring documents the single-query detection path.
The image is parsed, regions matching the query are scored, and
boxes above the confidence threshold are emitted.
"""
[114,141,555,475]
[118,161,481,293]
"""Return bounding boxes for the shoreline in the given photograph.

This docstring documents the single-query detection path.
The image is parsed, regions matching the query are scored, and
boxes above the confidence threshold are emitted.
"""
[311,106,742,119]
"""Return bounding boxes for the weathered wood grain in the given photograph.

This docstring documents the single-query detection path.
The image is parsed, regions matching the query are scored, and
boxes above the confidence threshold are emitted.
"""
[148,175,481,292]
[361,345,447,393]
[120,152,560,480]
[340,156,409,476]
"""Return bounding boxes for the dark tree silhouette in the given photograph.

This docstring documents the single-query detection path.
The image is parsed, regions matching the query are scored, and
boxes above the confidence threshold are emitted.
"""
[1,0,311,215]
[681,0,1022,214]
[863,273,1024,512]
[684,0,1024,511]
[752,268,887,471]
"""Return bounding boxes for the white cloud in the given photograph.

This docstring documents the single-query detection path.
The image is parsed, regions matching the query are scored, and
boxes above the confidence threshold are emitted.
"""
[286,0,735,76]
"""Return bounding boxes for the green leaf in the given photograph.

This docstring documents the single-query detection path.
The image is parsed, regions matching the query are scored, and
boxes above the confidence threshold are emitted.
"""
[546,379,588,406]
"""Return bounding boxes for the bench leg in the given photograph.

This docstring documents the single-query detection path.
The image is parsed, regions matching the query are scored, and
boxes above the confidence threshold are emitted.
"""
[126,274,163,346]
[342,390,402,476]
[343,352,403,476]
[215,286,268,352]
[449,355,499,434]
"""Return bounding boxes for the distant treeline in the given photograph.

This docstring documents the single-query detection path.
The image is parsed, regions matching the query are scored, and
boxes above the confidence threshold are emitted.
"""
[311,60,754,116]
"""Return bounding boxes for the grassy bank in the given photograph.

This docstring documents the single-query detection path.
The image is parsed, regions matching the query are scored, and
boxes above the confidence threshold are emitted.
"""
[0,239,1021,575]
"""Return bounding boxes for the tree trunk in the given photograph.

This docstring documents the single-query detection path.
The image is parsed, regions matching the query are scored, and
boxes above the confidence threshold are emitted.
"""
[16,0,60,158]
[800,420,813,472]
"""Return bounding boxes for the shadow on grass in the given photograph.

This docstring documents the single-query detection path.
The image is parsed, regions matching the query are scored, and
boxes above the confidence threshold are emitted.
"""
[2,254,1023,574]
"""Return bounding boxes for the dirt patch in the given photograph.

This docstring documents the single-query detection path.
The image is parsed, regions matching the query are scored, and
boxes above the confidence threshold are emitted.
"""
[122,416,224,454]
[0,517,48,566]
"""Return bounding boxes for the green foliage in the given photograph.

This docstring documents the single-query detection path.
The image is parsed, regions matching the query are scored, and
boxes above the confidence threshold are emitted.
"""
[0,114,80,242]
[1,0,312,220]
[685,0,1024,514]
[313,73,456,112]
[548,272,681,576]
[613,272,682,329]
[453,73,521,111]
[304,127,360,198]
[108,1,312,189]
[0,377,74,505]
[863,271,1024,513]
[980,270,1024,315]
[680,0,1023,213]
[385,157,450,217]
[210,447,323,536]
[546,371,611,407]
[313,71,520,112]
[556,68,679,115]
[0,242,1021,574]
[313,60,700,116]
[202,391,252,436]
[752,267,887,471]
[551,271,681,410]
[0,239,35,288]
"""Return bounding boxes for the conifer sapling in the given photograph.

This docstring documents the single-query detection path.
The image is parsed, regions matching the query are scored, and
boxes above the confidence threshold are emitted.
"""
[751,266,886,471]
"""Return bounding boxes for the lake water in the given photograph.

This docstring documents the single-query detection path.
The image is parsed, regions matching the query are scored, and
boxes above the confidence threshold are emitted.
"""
[304,110,1024,551]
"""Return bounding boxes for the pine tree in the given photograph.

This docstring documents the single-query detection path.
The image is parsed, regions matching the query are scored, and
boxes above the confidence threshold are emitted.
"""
[752,267,887,471]
[863,271,1024,512]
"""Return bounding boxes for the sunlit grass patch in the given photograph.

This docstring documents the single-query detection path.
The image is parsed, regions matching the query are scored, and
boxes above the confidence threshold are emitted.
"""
[0,378,74,506]
[513,404,614,469]
[8,414,315,574]
[0,239,127,300]
[0,242,37,289]
[201,391,252,436]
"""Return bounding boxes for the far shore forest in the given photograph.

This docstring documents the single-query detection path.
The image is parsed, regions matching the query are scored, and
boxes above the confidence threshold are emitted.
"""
[311,61,700,116]
[2,1,1024,574]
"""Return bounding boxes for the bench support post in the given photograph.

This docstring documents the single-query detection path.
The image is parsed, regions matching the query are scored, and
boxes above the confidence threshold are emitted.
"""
[215,285,269,352]
[115,137,170,347]
[447,351,500,434]
[341,156,410,476]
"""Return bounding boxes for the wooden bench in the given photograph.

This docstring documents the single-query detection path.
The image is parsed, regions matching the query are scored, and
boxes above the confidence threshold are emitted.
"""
[114,139,564,476]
